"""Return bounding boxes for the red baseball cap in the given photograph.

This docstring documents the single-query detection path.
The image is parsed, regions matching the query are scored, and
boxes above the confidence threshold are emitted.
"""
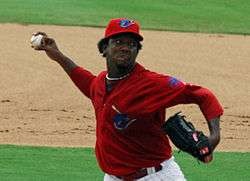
[98,18,143,53]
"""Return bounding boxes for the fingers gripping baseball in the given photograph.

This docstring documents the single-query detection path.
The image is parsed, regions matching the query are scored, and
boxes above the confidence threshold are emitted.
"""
[30,32,57,50]
[30,32,62,61]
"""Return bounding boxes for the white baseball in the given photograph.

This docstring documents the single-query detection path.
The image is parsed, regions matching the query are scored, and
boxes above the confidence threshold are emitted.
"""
[30,34,43,48]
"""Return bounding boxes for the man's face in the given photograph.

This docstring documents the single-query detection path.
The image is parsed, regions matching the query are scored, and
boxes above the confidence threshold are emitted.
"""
[105,34,139,69]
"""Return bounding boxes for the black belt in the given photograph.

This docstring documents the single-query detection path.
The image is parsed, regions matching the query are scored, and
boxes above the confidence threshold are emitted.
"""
[116,165,162,181]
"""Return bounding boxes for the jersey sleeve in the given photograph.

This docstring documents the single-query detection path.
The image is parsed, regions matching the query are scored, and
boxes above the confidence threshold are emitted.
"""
[69,66,96,99]
[153,75,223,121]
[124,72,223,121]
[165,80,224,121]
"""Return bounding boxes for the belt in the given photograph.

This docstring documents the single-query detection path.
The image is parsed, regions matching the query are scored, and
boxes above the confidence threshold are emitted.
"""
[116,164,162,181]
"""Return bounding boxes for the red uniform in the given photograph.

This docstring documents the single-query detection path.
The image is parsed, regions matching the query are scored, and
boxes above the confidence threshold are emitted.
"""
[69,63,223,176]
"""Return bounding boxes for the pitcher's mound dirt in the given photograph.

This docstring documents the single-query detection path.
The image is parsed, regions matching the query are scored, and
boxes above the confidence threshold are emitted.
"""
[0,24,249,152]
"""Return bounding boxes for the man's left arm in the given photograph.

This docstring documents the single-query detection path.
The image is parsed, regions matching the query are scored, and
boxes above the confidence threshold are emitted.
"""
[207,117,220,151]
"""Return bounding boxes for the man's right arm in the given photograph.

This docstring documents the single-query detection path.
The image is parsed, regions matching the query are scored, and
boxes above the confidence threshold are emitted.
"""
[34,33,77,75]
[31,32,96,98]
[47,50,78,76]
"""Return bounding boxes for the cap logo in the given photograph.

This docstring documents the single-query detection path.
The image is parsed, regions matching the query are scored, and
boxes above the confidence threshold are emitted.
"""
[120,19,134,28]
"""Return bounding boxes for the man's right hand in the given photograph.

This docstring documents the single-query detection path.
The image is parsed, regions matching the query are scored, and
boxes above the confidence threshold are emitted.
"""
[31,32,64,62]
[31,32,78,75]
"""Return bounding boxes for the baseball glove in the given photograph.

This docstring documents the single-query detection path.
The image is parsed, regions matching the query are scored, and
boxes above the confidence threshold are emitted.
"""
[162,112,212,162]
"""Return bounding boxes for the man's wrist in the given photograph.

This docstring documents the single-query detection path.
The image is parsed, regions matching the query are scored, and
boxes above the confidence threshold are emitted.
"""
[208,134,220,151]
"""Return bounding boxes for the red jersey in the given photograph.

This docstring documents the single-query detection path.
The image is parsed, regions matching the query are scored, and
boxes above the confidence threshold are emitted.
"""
[69,63,223,176]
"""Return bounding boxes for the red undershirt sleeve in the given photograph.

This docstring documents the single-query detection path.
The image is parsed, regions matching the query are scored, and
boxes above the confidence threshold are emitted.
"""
[69,66,96,99]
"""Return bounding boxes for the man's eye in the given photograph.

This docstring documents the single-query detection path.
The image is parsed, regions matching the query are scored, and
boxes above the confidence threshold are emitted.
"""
[115,40,121,44]
[129,42,137,47]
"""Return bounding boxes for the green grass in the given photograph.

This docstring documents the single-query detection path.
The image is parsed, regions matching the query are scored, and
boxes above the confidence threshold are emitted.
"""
[0,145,103,181]
[0,0,250,34]
[0,145,249,181]
[176,151,250,181]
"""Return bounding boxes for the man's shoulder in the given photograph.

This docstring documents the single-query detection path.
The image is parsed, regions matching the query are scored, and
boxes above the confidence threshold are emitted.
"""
[136,64,169,80]
[134,64,185,88]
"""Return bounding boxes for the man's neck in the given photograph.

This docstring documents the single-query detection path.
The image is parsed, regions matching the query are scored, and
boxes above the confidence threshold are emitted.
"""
[107,63,136,78]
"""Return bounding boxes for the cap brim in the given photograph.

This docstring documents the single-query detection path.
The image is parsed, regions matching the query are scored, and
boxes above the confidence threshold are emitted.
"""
[109,32,143,41]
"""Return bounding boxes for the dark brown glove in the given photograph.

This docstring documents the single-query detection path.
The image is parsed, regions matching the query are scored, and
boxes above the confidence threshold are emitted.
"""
[162,112,212,162]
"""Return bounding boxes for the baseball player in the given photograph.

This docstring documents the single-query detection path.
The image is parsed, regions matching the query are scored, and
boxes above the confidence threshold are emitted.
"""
[32,18,223,181]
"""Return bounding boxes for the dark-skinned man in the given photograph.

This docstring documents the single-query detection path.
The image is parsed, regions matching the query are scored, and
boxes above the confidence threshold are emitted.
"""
[32,18,223,181]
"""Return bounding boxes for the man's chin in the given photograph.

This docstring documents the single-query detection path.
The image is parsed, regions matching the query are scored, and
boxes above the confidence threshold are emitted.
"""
[116,60,131,69]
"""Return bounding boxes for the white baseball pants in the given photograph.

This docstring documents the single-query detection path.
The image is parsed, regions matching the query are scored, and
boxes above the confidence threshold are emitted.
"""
[104,157,186,181]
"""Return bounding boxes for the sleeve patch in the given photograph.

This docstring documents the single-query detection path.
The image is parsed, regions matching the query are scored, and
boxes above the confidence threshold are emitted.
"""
[168,77,182,88]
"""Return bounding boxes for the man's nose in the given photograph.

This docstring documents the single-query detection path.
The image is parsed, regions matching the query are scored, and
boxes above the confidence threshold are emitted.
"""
[118,45,130,51]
